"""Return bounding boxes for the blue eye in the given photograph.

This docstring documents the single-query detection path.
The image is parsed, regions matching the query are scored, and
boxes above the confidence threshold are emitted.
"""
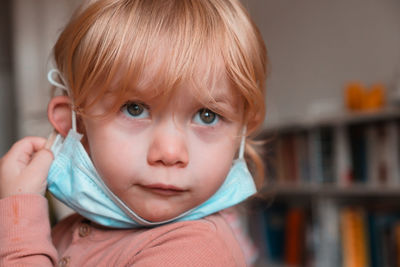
[193,109,219,126]
[121,102,150,119]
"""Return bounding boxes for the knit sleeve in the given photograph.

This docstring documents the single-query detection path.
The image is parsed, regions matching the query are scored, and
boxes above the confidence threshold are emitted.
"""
[0,194,58,266]
[130,218,246,267]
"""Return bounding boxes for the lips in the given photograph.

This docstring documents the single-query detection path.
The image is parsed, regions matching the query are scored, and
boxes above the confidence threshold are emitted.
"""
[141,183,186,196]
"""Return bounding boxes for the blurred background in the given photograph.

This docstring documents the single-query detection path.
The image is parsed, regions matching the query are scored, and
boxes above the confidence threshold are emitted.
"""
[1,1,400,266]
[0,0,80,155]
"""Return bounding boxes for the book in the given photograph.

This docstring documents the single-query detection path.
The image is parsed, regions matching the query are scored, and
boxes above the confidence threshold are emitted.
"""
[313,199,341,267]
[263,203,287,263]
[348,124,368,183]
[383,121,400,186]
[365,207,400,267]
[309,128,323,184]
[370,121,400,186]
[276,135,288,184]
[295,131,311,183]
[365,124,379,186]
[334,125,353,186]
[284,207,305,266]
[395,222,400,267]
[340,207,370,267]
[320,126,335,183]
[281,134,299,184]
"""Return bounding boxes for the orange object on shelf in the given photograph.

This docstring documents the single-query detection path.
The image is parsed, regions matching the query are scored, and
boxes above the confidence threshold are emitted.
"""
[345,82,364,111]
[344,82,386,112]
[362,83,385,110]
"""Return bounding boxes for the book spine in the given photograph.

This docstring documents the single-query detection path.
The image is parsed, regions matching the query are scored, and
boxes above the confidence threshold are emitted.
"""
[340,207,370,267]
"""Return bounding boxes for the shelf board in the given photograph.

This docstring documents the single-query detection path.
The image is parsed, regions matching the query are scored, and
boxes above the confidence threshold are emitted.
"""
[262,183,400,197]
[263,107,400,133]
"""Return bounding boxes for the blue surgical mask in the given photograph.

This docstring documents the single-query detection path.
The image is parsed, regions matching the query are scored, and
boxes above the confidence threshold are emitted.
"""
[46,69,256,228]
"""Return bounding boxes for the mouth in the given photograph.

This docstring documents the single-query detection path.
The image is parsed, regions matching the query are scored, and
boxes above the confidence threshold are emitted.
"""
[141,183,187,196]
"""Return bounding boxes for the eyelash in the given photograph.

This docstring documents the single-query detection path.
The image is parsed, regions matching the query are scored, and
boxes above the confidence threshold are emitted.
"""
[120,101,150,119]
[192,108,220,126]
[120,101,224,126]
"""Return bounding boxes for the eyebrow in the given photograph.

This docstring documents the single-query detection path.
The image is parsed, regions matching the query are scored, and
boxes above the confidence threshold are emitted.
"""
[119,84,164,102]
[208,97,235,109]
[204,87,237,107]
[202,92,241,120]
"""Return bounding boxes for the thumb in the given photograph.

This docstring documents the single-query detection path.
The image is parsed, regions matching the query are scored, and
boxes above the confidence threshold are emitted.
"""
[25,148,54,179]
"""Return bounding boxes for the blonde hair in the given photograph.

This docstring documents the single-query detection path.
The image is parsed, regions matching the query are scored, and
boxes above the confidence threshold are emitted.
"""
[52,0,267,187]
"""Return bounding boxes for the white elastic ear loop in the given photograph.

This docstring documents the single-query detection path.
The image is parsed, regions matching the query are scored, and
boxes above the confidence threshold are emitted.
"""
[47,69,77,132]
[238,126,247,159]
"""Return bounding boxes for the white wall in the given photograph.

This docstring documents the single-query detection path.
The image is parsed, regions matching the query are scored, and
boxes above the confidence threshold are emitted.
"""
[244,0,400,128]
[12,0,80,138]
[0,0,16,156]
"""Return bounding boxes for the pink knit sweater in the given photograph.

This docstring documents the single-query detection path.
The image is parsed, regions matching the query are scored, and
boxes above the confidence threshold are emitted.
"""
[0,195,246,266]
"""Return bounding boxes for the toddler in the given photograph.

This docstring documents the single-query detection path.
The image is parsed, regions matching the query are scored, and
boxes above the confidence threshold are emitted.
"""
[0,0,267,266]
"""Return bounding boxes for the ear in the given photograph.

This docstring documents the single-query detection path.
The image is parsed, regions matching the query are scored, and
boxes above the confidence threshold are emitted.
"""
[48,95,73,137]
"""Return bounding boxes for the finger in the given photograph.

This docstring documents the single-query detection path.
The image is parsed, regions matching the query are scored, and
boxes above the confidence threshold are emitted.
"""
[1,138,47,174]
[6,137,47,162]
[25,148,54,179]
[44,131,57,150]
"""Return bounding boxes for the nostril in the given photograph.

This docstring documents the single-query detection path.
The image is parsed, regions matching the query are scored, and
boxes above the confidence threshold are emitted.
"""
[147,141,189,167]
[148,152,188,167]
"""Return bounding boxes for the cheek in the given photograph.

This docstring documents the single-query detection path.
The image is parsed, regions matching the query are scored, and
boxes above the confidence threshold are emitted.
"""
[193,141,237,192]
[88,140,121,180]
[197,155,233,200]
[84,124,145,185]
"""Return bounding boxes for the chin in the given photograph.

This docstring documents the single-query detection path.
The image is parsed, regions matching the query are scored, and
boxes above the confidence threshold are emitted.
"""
[139,208,184,223]
[141,214,172,223]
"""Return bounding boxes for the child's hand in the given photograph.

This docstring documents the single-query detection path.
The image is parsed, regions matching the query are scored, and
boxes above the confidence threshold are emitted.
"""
[0,137,54,199]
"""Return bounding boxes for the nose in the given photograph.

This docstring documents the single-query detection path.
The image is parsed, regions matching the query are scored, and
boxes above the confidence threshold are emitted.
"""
[147,122,189,168]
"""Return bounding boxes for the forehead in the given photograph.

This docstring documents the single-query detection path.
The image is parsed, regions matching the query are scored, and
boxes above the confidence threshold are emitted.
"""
[116,41,239,106]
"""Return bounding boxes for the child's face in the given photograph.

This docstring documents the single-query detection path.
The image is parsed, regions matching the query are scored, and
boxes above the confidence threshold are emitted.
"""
[81,73,243,222]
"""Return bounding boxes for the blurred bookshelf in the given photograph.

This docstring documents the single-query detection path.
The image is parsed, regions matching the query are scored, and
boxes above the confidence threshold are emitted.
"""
[249,107,400,267]
[263,183,400,198]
